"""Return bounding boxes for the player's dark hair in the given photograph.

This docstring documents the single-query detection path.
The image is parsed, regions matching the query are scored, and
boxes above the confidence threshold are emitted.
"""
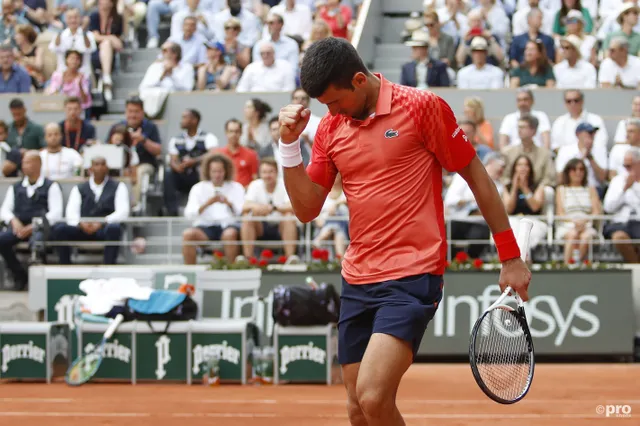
[300,37,369,98]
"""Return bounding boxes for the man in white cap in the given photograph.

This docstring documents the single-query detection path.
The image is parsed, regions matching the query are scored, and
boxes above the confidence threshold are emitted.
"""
[399,30,450,88]
[602,3,640,56]
[457,36,504,89]
[553,34,597,89]
[598,0,640,42]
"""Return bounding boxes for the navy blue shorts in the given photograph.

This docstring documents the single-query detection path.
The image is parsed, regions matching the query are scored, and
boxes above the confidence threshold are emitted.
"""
[338,273,443,365]
[198,225,238,241]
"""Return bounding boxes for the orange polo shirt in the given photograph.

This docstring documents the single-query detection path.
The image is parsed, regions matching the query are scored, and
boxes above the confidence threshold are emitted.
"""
[307,75,477,284]
[218,145,259,187]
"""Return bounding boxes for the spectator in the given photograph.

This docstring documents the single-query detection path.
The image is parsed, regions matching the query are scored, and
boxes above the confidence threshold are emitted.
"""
[422,10,456,69]
[614,95,640,143]
[170,0,215,41]
[45,50,92,111]
[599,36,640,89]
[59,97,96,151]
[445,152,505,259]
[290,88,319,164]
[139,41,195,94]
[509,39,556,88]
[168,15,208,67]
[39,122,83,180]
[0,45,31,94]
[222,17,251,69]
[50,1,86,28]
[302,19,332,51]
[603,3,640,56]
[89,0,124,102]
[501,115,557,188]
[15,0,47,28]
[109,96,162,208]
[145,0,185,48]
[502,154,549,256]
[0,0,29,46]
[400,30,450,89]
[553,0,593,36]
[609,118,640,179]
[107,124,139,179]
[49,8,97,77]
[318,0,352,39]
[212,0,262,47]
[556,10,597,65]
[550,89,608,153]
[498,88,551,149]
[0,151,63,290]
[0,120,20,177]
[240,157,299,262]
[312,173,348,257]
[555,123,608,196]
[164,109,219,216]
[253,12,299,72]
[13,24,44,91]
[217,118,259,187]
[603,146,640,262]
[268,0,313,40]
[7,99,44,151]
[455,9,505,68]
[52,156,130,265]
[436,0,468,44]
[236,42,296,92]
[241,98,272,150]
[598,0,640,42]
[555,158,601,264]
[196,41,240,90]
[456,37,504,89]
[182,153,244,264]
[259,118,280,159]
[510,8,555,68]
[512,0,555,37]
[473,0,510,42]
[463,97,494,149]
[459,119,492,161]
[553,35,597,89]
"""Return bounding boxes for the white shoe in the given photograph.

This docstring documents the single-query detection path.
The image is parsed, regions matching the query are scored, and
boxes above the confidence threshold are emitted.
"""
[146,37,158,48]
[102,74,112,86]
[286,254,301,265]
[235,255,247,263]
[104,87,113,102]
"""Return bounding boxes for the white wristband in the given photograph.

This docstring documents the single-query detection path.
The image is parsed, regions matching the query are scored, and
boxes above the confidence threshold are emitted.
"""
[278,139,303,168]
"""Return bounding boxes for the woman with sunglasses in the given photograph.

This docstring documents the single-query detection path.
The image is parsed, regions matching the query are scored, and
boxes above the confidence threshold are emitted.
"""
[553,0,593,37]
[554,10,597,66]
[555,158,601,264]
[222,17,251,70]
[509,39,556,88]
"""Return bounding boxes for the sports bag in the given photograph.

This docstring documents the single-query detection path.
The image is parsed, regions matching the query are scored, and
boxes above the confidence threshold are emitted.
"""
[272,283,340,326]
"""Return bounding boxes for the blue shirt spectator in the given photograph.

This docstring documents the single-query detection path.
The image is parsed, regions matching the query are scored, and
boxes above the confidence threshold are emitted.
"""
[0,47,31,94]
[510,32,555,66]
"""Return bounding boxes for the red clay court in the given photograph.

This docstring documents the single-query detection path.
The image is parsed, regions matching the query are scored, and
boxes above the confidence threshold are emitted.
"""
[1,363,638,425]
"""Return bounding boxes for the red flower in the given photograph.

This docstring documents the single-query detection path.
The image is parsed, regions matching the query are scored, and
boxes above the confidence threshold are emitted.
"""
[473,259,484,269]
[320,249,330,262]
[259,259,268,267]
[260,249,274,259]
[336,254,342,259]
[311,249,323,260]
[277,255,288,264]
[249,257,258,265]
[455,251,469,263]
[445,261,451,268]
[568,258,575,265]
[213,251,224,259]
[583,259,590,266]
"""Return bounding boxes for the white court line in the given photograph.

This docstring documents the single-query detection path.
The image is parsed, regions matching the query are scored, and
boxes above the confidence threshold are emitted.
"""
[0,398,74,403]
[0,412,150,417]
[198,399,278,404]
[196,399,640,405]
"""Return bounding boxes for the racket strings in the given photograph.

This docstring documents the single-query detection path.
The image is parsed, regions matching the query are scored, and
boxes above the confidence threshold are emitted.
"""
[473,308,532,402]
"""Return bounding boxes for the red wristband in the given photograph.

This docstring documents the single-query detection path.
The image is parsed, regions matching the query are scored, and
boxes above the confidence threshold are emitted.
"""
[494,229,520,262]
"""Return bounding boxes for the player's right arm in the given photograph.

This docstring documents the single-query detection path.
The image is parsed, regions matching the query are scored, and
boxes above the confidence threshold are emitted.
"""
[278,104,334,223]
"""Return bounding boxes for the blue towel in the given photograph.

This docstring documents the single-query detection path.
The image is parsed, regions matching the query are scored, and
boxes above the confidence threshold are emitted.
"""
[127,290,186,315]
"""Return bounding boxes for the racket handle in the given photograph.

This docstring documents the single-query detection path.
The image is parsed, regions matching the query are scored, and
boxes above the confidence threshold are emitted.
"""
[516,219,534,262]
[104,314,124,339]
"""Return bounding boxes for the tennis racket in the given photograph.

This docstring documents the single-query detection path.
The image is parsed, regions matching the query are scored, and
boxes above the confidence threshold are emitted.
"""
[469,219,535,405]
[65,313,124,386]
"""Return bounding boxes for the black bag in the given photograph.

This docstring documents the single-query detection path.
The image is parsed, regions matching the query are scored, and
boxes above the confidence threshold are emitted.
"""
[272,283,340,326]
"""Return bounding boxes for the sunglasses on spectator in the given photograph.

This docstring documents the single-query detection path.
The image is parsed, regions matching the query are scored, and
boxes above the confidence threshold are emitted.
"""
[624,164,633,169]
[571,166,586,172]
[225,25,240,30]
[561,44,573,50]
[565,98,581,104]
[566,18,581,24]
[424,22,435,27]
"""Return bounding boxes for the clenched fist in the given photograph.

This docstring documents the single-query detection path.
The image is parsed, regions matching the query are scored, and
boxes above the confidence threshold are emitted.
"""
[279,104,311,144]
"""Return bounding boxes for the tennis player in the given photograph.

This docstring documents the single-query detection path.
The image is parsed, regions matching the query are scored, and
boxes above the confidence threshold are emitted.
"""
[278,38,532,426]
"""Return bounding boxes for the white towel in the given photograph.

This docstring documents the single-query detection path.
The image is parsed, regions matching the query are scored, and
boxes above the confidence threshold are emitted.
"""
[78,278,153,315]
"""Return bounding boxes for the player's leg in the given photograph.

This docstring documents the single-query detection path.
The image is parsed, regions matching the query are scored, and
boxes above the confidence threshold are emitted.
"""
[240,221,264,258]
[356,273,443,426]
[182,226,212,264]
[338,279,375,426]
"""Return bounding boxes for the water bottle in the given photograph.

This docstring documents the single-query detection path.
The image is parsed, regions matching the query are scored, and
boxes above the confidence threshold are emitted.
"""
[572,249,580,264]
[306,276,319,290]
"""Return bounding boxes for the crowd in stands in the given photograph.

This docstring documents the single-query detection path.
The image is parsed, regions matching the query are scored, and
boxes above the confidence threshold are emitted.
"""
[2,0,640,291]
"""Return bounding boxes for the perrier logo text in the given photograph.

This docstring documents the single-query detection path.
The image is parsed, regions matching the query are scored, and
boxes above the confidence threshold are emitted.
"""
[85,339,131,363]
[2,341,46,372]
[192,341,241,374]
[279,342,326,374]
